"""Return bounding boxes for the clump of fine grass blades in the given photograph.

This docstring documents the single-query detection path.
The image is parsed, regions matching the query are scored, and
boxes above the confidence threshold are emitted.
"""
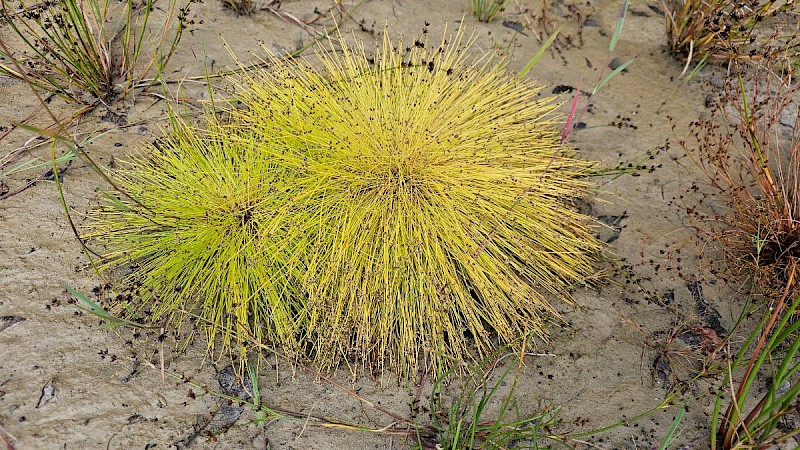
[662,0,799,66]
[468,0,508,22]
[0,0,187,104]
[219,0,256,16]
[712,287,800,450]
[424,351,563,449]
[85,28,601,376]
[84,114,303,356]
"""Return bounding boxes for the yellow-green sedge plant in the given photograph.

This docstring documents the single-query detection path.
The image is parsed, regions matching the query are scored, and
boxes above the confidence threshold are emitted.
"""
[83,113,306,358]
[227,27,602,375]
[0,0,187,104]
[85,27,602,377]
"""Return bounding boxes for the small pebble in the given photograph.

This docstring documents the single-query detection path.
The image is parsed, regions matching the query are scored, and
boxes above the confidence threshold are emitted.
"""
[609,57,628,72]
[584,17,598,27]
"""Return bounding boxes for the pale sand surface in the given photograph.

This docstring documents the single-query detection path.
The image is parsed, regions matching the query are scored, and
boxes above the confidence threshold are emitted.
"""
[0,0,758,448]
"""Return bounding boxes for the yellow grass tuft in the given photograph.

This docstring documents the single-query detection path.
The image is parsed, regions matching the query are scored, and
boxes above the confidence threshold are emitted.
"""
[86,27,602,376]
[84,117,304,356]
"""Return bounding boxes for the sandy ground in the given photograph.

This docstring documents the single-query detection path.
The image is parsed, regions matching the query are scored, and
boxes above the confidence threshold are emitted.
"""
[0,0,779,448]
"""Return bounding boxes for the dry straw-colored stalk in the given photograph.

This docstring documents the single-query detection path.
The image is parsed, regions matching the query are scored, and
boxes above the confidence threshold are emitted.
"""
[86,27,601,376]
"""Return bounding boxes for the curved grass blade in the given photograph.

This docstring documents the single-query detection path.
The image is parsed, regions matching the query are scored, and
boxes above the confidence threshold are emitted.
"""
[66,286,154,328]
[658,406,685,450]
[592,55,637,96]
[610,0,630,52]
[518,25,563,79]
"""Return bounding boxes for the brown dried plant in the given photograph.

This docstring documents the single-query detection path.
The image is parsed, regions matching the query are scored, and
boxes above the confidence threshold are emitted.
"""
[219,0,256,15]
[678,58,800,295]
[676,55,800,449]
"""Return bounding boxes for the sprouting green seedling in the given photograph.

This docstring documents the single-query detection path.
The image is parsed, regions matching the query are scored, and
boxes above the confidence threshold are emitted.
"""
[609,0,629,53]
[85,25,602,377]
[518,26,562,79]
[598,0,636,98]
[592,56,636,97]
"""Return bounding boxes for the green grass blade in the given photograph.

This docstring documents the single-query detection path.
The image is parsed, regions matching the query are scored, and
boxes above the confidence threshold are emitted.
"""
[710,394,722,450]
[610,0,630,52]
[66,286,152,328]
[681,53,708,82]
[658,407,685,450]
[1,149,76,180]
[518,25,562,78]
[592,55,637,96]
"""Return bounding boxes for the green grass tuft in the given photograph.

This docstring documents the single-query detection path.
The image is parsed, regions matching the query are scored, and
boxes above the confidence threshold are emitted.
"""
[467,0,508,22]
[0,0,186,104]
[85,28,601,376]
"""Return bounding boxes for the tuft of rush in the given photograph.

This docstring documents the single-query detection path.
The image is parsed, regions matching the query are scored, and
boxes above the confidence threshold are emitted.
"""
[86,27,602,376]
[84,116,305,357]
